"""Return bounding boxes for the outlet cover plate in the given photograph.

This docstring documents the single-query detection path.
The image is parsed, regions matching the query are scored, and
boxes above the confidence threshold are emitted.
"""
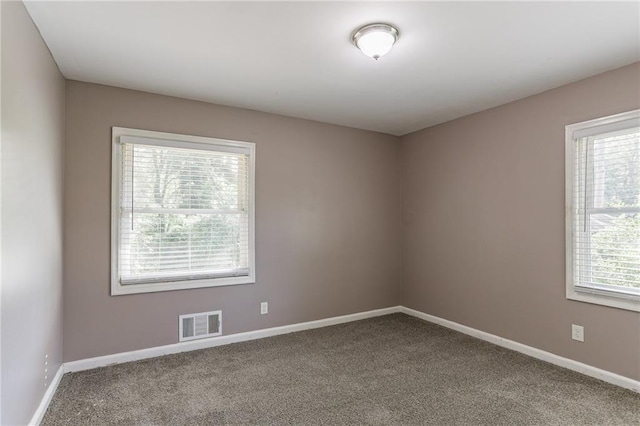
[572,324,584,342]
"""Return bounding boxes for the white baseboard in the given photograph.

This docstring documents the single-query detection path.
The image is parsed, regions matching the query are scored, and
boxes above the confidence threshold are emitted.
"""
[29,364,64,426]
[64,306,402,373]
[400,306,640,393]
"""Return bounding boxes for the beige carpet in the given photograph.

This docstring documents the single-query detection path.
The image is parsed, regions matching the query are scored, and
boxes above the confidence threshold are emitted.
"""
[42,314,639,425]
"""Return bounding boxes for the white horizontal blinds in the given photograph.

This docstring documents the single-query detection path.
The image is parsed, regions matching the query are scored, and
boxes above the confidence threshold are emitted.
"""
[573,126,640,296]
[119,139,250,285]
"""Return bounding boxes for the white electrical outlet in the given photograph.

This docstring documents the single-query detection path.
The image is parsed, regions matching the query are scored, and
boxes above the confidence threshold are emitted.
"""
[572,324,584,342]
[260,302,268,315]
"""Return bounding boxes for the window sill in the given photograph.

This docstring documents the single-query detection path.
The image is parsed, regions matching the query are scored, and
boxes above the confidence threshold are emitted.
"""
[111,274,255,296]
[567,287,640,312]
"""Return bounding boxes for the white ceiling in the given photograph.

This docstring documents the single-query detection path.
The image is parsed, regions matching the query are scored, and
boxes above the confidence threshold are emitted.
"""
[25,1,640,136]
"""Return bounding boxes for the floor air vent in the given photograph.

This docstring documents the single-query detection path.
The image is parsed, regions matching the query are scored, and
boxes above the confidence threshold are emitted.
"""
[179,310,222,342]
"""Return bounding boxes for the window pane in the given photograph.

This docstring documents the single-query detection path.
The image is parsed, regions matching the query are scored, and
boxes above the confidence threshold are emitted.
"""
[591,130,640,209]
[589,213,640,289]
[568,112,640,310]
[119,142,250,284]
[122,144,248,211]
[122,213,249,279]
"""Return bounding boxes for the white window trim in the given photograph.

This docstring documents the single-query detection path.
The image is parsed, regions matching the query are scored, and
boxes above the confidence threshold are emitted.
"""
[111,127,256,296]
[565,109,640,312]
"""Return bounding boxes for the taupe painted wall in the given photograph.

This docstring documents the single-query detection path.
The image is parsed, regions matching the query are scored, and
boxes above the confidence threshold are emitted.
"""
[1,2,65,424]
[63,81,402,361]
[401,63,640,380]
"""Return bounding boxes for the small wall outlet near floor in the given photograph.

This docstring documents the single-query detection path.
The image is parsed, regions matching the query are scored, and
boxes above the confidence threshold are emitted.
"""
[260,302,268,315]
[572,324,584,342]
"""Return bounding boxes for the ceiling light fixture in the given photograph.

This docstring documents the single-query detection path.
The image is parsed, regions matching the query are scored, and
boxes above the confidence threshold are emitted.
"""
[352,23,399,60]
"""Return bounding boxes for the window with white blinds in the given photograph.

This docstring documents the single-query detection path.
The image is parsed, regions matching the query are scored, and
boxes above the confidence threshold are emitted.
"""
[111,128,255,295]
[566,110,640,312]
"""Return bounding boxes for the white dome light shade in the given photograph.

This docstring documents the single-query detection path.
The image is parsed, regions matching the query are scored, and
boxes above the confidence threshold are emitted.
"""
[352,23,399,60]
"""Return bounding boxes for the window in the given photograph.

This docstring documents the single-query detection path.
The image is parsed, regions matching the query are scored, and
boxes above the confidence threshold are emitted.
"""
[565,110,640,312]
[111,127,255,295]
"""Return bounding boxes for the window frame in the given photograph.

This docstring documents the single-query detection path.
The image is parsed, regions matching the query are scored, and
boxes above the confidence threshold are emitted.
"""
[565,110,640,312]
[111,127,256,296]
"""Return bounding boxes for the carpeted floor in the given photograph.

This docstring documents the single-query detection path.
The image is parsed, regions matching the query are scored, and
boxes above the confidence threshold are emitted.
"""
[42,314,639,425]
